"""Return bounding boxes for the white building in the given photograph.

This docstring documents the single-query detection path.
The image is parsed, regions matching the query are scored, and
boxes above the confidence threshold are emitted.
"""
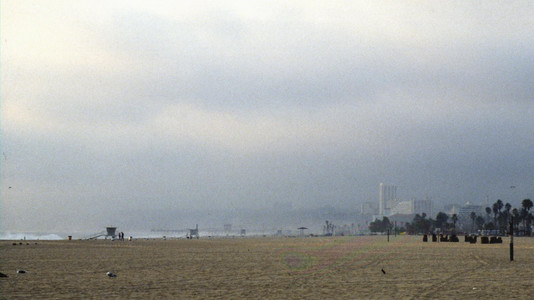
[390,201,412,215]
[459,202,484,220]
[379,183,397,215]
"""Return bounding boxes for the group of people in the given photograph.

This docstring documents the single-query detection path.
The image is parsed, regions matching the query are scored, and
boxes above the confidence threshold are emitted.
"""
[117,232,125,241]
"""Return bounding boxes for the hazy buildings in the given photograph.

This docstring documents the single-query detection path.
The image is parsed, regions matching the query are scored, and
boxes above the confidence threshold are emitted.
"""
[375,183,433,218]
[459,202,484,220]
[378,183,397,215]
[443,203,461,216]
[390,198,433,216]
[412,198,433,216]
[390,200,412,215]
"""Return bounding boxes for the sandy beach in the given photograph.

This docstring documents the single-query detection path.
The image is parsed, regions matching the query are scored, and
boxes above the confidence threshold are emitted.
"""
[1,235,533,299]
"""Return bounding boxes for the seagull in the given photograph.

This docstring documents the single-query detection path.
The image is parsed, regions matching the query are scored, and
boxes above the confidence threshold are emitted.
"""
[381,268,386,274]
[106,272,117,277]
[17,270,26,274]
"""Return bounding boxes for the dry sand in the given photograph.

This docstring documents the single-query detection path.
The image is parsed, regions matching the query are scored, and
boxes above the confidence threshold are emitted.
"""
[1,235,533,299]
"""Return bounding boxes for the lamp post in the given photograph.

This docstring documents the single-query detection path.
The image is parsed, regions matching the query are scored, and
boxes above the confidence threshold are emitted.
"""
[509,216,514,261]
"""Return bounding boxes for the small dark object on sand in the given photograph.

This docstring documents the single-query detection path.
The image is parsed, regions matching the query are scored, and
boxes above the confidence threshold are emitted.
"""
[107,272,117,277]
[381,268,386,274]
[17,270,26,274]
[0,272,8,277]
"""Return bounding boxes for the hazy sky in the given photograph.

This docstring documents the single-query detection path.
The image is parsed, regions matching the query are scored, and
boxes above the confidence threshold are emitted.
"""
[2,1,533,232]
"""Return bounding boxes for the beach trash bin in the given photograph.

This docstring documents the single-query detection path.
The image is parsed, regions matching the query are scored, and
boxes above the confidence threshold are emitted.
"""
[68,236,72,240]
[481,236,489,244]
[423,235,428,242]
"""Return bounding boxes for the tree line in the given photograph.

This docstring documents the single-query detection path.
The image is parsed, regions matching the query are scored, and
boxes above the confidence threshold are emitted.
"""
[369,199,533,236]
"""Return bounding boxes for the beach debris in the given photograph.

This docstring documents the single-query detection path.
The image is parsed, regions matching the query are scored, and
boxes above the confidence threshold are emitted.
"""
[0,272,8,277]
[106,272,117,277]
[17,270,26,274]
[381,268,386,274]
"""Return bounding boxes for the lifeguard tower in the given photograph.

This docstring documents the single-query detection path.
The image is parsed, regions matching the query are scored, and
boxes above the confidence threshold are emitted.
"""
[106,227,117,239]
[87,226,117,239]
[188,224,199,239]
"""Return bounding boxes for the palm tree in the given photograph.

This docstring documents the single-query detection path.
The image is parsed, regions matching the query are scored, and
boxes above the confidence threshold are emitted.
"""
[496,199,504,211]
[451,214,458,232]
[511,208,520,233]
[492,200,504,230]
[497,203,512,234]
[505,202,512,213]
[470,211,477,233]
[498,213,508,235]
[475,216,485,231]
[435,212,449,231]
[520,208,529,235]
[528,213,534,236]
[522,199,533,235]
[522,199,533,212]
[485,207,492,223]
[505,202,512,225]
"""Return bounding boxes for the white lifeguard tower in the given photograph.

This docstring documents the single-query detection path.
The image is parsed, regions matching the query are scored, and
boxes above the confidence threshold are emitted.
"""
[87,226,117,240]
[188,224,199,239]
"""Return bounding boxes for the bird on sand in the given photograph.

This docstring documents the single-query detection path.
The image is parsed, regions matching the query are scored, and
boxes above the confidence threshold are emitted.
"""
[17,270,26,274]
[107,272,117,277]
[381,268,386,274]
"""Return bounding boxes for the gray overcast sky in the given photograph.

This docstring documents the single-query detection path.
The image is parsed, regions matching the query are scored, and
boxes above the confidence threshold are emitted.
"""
[1,1,533,232]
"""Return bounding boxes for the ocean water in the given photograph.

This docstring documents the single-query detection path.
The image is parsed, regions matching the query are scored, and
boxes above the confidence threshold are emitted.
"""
[0,230,273,240]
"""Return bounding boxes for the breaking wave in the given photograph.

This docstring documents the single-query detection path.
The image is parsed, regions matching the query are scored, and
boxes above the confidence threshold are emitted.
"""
[0,232,64,240]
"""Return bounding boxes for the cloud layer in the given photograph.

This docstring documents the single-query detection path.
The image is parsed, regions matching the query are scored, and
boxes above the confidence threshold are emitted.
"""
[2,1,533,231]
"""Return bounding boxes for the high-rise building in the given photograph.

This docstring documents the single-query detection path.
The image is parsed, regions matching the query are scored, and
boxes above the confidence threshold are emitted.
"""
[459,202,484,220]
[411,198,433,217]
[378,183,397,215]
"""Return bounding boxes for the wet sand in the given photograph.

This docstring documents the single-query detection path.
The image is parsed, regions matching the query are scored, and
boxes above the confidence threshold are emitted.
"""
[1,236,533,299]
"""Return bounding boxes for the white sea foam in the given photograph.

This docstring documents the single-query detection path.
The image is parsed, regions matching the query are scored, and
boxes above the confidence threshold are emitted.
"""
[0,232,64,240]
